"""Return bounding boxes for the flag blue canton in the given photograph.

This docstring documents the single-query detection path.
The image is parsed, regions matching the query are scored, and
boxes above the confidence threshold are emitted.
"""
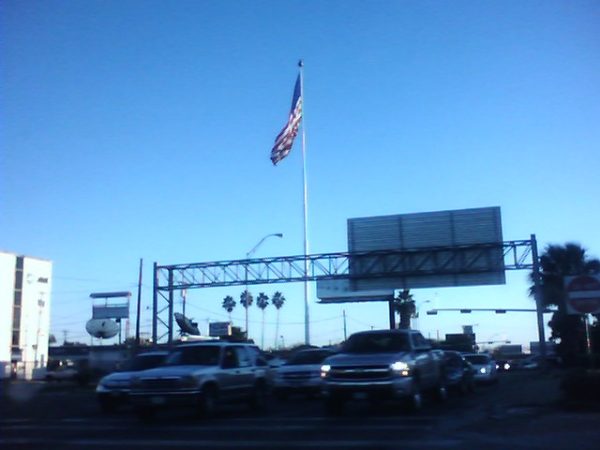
[271,74,302,165]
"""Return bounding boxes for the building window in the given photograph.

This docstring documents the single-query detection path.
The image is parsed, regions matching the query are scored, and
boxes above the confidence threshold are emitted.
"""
[12,331,19,347]
[14,270,23,289]
[14,290,21,306]
[12,306,21,329]
[16,257,24,270]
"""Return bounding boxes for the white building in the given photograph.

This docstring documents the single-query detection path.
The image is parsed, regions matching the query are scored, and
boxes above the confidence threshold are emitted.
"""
[0,251,52,380]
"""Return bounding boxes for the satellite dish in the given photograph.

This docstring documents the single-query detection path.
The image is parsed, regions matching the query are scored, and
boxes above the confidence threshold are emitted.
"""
[174,313,200,336]
[86,318,120,339]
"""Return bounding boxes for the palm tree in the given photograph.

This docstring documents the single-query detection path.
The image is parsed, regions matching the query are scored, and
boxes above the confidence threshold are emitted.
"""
[271,292,286,348]
[240,290,253,337]
[221,295,236,323]
[256,293,269,349]
[529,243,600,365]
[393,289,416,329]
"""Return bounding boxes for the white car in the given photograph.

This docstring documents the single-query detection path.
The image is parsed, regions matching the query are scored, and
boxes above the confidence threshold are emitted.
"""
[273,349,335,399]
[463,353,498,384]
[96,351,168,412]
[45,363,79,382]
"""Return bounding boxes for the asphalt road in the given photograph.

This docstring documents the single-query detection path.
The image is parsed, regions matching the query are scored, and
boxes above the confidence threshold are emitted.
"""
[1,371,599,450]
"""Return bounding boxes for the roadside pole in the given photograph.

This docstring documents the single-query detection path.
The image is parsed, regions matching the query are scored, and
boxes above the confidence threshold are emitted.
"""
[531,234,547,368]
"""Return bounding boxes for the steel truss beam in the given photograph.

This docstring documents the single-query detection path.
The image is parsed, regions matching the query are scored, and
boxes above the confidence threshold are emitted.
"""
[152,240,535,344]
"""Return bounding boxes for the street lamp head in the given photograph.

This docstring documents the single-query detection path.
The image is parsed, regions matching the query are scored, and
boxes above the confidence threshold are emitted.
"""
[274,233,283,238]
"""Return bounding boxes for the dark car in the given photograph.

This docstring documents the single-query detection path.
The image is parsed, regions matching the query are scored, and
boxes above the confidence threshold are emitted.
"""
[440,351,475,395]
[273,348,334,399]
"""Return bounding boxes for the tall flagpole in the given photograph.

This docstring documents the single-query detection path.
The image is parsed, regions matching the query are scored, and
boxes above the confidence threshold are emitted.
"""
[299,59,310,345]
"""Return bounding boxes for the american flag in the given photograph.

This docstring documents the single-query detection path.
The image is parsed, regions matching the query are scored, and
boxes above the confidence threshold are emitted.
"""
[270,74,303,165]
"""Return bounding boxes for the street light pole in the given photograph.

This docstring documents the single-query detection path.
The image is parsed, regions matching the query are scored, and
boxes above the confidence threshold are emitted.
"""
[244,233,283,339]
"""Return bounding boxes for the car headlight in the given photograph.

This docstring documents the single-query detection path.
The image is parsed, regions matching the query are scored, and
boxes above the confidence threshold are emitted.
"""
[320,364,331,378]
[390,361,410,376]
[503,363,511,370]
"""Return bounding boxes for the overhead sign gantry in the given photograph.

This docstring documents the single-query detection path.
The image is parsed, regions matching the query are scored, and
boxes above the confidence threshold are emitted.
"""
[151,207,547,361]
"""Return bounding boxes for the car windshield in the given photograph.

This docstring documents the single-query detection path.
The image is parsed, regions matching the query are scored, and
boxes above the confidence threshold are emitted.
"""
[464,355,490,364]
[343,333,410,353]
[121,354,166,371]
[165,346,221,366]
[287,350,332,365]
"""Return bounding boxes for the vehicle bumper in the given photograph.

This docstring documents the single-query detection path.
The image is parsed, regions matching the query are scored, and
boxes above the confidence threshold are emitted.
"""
[130,390,203,408]
[473,372,496,383]
[96,390,130,403]
[322,377,414,400]
[274,378,322,391]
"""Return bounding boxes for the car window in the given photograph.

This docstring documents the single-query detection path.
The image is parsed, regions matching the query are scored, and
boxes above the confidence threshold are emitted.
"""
[234,347,252,368]
[464,355,490,365]
[165,346,220,366]
[287,350,332,365]
[412,333,430,349]
[344,333,410,353]
[222,346,239,368]
[444,353,463,369]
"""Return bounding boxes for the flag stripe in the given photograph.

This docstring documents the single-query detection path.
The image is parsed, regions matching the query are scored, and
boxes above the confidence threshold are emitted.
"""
[271,74,303,165]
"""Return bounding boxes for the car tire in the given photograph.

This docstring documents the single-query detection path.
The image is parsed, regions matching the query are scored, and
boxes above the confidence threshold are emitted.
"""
[467,379,475,394]
[434,383,448,403]
[135,406,155,423]
[250,381,268,412]
[199,385,218,417]
[406,379,423,412]
[325,395,344,416]
[275,390,289,401]
[99,397,117,414]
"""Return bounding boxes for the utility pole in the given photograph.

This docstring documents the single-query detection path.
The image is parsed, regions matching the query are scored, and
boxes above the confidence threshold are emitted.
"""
[135,258,143,348]
[343,310,347,341]
[531,234,547,367]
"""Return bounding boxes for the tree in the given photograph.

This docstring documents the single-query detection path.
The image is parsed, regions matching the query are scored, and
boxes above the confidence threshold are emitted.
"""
[272,291,286,348]
[240,290,254,336]
[222,295,236,323]
[530,243,600,366]
[256,293,269,349]
[393,289,416,329]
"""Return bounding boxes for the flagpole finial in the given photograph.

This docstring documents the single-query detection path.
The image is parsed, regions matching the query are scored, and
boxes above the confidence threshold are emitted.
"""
[298,59,304,68]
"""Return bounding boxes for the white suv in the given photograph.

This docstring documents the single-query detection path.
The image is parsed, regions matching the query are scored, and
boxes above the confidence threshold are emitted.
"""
[130,341,269,420]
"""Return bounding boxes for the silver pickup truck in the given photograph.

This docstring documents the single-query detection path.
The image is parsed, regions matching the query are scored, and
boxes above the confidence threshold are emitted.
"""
[320,329,444,413]
[129,341,269,420]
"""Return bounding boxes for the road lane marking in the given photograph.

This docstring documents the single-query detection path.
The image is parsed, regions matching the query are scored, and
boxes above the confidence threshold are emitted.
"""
[1,423,434,432]
[0,438,462,448]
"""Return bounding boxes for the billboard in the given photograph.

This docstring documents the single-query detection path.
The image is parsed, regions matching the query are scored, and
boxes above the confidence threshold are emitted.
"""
[92,304,129,319]
[316,278,394,304]
[209,322,232,337]
[347,207,505,290]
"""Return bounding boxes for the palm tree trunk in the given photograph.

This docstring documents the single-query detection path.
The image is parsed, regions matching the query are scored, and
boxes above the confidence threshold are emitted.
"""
[261,310,265,349]
[274,309,280,349]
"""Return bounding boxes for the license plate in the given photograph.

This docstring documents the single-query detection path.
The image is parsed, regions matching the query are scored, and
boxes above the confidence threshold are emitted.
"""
[353,392,368,400]
[151,396,166,405]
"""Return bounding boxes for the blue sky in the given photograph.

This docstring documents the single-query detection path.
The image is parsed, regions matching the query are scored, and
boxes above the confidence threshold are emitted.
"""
[2,1,599,349]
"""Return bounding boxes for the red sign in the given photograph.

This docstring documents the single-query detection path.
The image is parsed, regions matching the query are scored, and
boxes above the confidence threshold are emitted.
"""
[565,275,600,315]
